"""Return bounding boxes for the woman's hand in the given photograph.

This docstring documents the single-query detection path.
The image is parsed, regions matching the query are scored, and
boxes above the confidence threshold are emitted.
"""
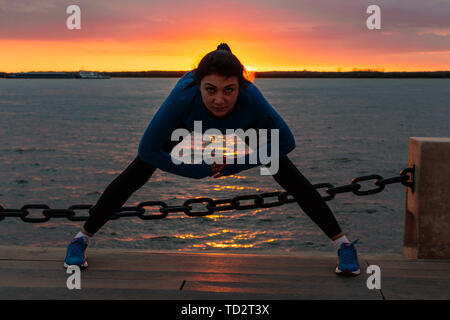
[210,156,227,179]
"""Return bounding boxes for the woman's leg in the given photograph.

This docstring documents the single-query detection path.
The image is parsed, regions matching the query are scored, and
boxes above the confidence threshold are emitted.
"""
[271,155,343,239]
[83,138,180,235]
[82,156,157,235]
[65,156,157,268]
[64,136,185,267]
[271,156,360,276]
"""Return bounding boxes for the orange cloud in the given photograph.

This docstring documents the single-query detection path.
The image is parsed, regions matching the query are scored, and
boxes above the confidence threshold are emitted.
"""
[1,0,449,72]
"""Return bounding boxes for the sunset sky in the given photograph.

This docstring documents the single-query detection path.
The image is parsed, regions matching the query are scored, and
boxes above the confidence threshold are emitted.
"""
[1,0,449,72]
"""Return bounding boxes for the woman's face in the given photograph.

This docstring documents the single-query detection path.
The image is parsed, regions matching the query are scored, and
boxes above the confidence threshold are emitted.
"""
[200,74,239,117]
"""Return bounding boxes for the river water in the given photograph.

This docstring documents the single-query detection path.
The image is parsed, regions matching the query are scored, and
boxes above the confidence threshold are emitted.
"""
[0,77,449,255]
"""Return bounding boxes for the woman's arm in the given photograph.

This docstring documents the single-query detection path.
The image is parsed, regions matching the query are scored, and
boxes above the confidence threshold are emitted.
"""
[137,81,212,179]
[221,84,296,176]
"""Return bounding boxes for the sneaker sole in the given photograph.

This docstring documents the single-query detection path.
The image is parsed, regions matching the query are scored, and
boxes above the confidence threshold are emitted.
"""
[335,268,360,277]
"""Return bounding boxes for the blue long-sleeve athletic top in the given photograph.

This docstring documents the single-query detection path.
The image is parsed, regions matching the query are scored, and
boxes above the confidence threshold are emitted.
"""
[137,71,296,179]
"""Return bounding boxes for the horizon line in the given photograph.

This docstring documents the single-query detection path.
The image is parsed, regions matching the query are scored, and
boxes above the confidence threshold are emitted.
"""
[2,69,450,73]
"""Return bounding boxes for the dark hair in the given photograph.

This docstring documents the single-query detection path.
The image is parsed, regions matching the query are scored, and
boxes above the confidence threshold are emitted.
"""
[186,43,252,89]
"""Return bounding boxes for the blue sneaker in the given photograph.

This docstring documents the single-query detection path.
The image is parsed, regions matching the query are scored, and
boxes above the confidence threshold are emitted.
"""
[64,236,88,269]
[335,239,360,276]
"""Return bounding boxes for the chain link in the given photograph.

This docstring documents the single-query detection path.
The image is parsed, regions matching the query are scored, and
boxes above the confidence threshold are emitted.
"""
[0,166,414,223]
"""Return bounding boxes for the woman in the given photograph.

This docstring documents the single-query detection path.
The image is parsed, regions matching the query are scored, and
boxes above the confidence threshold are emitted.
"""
[64,43,360,276]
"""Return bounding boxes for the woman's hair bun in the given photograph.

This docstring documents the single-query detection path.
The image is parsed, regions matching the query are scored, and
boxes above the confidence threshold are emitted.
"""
[217,43,232,53]
[184,41,253,90]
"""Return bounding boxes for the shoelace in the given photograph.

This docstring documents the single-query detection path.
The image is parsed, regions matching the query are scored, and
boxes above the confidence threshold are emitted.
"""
[340,239,359,265]
[70,238,86,259]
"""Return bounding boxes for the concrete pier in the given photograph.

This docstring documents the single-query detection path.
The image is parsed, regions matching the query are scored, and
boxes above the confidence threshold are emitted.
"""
[404,137,450,259]
[0,245,449,300]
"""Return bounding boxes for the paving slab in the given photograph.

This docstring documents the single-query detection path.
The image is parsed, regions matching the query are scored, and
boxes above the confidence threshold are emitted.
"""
[0,245,448,300]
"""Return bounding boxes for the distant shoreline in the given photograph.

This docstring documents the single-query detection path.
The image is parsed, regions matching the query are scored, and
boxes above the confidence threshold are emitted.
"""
[103,70,450,78]
[1,70,450,78]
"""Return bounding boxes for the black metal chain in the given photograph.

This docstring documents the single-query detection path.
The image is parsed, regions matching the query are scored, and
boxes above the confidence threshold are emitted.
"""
[0,166,414,223]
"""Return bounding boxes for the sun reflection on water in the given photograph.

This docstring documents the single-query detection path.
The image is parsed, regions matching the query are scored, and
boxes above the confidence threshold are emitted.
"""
[179,229,280,250]
[212,185,260,191]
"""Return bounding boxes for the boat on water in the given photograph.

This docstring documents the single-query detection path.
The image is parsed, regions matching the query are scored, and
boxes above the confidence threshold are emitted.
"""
[78,71,110,79]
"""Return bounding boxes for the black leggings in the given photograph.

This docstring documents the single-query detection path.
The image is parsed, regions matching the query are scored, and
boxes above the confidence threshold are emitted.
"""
[84,149,342,238]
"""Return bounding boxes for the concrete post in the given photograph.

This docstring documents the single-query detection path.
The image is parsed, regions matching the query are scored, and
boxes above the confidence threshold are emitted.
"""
[404,137,450,259]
